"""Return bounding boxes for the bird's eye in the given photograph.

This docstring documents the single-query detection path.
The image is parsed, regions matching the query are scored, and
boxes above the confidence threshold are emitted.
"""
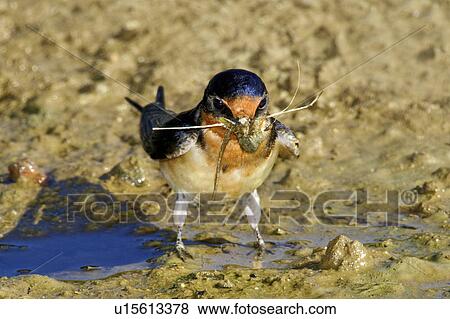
[258,97,267,109]
[213,97,225,110]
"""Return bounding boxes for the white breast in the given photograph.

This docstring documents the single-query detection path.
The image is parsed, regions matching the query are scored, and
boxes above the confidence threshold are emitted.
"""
[159,144,279,197]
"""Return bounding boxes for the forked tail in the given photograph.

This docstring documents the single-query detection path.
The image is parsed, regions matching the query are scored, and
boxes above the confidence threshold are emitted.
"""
[125,86,165,113]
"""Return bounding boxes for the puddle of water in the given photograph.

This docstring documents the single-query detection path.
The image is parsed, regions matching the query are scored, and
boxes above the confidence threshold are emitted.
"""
[0,225,163,280]
[0,213,438,281]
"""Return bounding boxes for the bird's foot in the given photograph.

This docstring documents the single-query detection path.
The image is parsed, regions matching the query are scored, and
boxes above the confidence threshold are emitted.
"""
[254,240,274,257]
[175,243,193,261]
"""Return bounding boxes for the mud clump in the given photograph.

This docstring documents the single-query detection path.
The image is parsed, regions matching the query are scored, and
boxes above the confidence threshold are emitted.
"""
[320,235,371,271]
[214,279,234,289]
[102,156,148,187]
[101,155,165,193]
[8,159,47,185]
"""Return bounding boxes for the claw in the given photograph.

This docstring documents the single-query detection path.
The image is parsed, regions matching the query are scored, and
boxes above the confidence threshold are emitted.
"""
[256,243,266,257]
[175,243,193,261]
[255,241,274,256]
[246,241,274,257]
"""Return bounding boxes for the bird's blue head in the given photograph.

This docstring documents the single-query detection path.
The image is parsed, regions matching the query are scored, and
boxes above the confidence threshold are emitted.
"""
[202,69,269,120]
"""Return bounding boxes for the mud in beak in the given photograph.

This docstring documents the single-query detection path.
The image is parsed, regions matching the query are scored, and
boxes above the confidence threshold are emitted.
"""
[237,117,250,126]
[218,116,251,131]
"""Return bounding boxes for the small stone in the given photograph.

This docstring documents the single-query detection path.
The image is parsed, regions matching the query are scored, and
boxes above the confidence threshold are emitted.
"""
[214,279,234,289]
[22,97,41,114]
[80,265,101,271]
[8,159,47,185]
[378,239,395,248]
[320,235,370,270]
[78,83,95,94]
[261,225,289,236]
[271,227,288,236]
[417,46,435,61]
[195,290,207,298]
[101,156,148,187]
[113,23,139,42]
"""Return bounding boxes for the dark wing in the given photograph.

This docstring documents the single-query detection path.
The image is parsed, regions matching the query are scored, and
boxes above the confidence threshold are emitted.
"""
[272,119,300,157]
[126,86,201,160]
[142,107,201,160]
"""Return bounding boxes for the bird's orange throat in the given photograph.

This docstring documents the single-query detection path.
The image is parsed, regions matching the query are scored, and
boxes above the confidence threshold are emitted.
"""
[200,112,272,171]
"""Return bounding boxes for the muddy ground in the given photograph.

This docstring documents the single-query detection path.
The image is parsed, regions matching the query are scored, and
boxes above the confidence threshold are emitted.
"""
[0,0,449,298]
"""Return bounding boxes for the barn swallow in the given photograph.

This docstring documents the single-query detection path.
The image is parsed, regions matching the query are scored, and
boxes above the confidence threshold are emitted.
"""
[126,69,300,260]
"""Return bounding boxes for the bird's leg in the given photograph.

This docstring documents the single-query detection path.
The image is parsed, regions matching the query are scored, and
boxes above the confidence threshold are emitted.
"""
[243,189,266,254]
[173,192,193,261]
